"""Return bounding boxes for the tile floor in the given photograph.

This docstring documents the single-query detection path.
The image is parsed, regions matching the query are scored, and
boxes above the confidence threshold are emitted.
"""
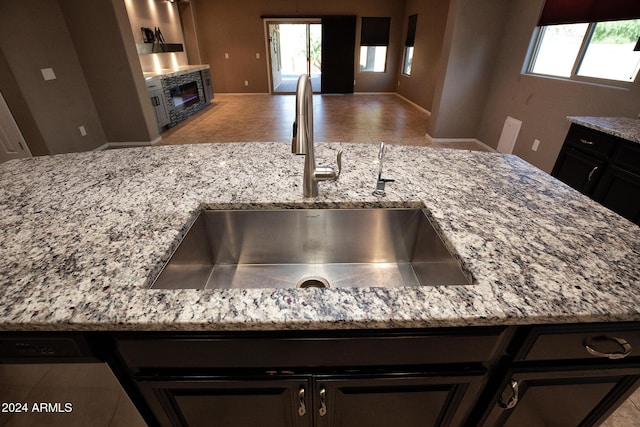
[157,93,492,151]
[602,388,640,427]
[0,364,145,427]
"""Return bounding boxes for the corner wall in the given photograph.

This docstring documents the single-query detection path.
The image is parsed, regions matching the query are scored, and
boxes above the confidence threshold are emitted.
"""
[396,0,450,111]
[0,0,107,154]
[59,0,159,144]
[428,0,510,139]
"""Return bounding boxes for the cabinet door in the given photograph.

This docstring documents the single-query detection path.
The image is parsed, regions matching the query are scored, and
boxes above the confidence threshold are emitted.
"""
[592,166,640,225]
[483,368,640,427]
[314,372,485,427]
[148,87,170,129]
[551,147,605,195]
[137,377,312,427]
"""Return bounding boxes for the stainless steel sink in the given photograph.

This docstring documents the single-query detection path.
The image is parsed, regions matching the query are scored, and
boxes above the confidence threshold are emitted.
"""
[151,208,471,289]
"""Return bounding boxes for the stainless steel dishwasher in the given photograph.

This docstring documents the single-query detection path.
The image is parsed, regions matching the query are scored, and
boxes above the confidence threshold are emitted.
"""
[0,333,145,427]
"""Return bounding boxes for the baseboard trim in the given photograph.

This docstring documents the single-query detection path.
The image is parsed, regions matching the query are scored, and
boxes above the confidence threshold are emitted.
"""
[425,134,497,152]
[354,92,394,95]
[93,136,162,151]
[394,93,431,116]
[221,92,270,96]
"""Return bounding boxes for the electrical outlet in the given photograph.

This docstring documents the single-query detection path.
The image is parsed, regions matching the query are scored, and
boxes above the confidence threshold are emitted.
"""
[41,68,56,81]
[256,53,260,59]
[244,81,249,86]
[532,139,540,151]
[79,126,87,136]
[224,53,229,59]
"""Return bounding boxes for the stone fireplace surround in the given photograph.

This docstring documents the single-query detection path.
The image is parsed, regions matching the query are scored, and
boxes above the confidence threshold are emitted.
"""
[144,64,210,129]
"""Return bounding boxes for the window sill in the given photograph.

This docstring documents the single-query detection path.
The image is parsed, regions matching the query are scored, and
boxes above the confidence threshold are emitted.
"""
[522,72,633,91]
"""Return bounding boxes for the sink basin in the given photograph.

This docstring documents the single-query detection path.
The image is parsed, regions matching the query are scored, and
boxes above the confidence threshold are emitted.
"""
[151,208,471,289]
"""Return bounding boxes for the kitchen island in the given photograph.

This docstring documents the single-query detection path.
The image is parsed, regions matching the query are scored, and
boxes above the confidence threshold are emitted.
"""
[0,141,637,330]
[1,142,639,426]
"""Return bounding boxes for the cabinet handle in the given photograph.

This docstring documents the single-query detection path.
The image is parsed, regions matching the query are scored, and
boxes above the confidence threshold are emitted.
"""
[498,379,519,409]
[298,386,306,416]
[318,386,327,416]
[588,166,599,181]
[584,336,632,359]
[580,138,595,145]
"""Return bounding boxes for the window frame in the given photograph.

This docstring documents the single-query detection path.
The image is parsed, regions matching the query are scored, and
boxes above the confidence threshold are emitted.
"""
[358,17,390,73]
[525,20,640,87]
[402,46,414,76]
[402,14,418,77]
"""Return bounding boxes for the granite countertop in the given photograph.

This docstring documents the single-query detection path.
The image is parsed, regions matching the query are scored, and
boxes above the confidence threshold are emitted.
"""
[143,64,210,81]
[0,142,638,331]
[567,116,640,144]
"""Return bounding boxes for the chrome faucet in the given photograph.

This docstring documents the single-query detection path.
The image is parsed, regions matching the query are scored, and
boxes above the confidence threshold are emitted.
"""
[292,74,342,197]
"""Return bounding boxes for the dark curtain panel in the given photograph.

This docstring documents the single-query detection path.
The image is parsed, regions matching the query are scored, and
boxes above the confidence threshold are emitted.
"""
[321,15,356,94]
[405,14,418,46]
[538,0,640,25]
[360,17,391,46]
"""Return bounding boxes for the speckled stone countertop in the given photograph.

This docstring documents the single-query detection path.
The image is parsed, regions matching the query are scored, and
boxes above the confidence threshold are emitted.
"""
[0,142,638,331]
[568,116,640,144]
[143,64,209,81]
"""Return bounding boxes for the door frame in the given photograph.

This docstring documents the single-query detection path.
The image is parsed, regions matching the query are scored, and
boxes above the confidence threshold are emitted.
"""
[0,90,31,163]
[263,18,322,94]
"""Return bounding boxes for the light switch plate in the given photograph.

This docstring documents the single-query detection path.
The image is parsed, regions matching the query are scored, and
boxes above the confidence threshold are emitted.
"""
[41,68,56,81]
[532,139,540,151]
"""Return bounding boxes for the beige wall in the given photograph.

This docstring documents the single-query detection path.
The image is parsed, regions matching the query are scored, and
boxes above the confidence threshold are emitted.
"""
[429,0,510,139]
[60,0,159,144]
[0,0,107,154]
[477,0,640,173]
[396,0,450,111]
[179,2,202,65]
[191,0,406,94]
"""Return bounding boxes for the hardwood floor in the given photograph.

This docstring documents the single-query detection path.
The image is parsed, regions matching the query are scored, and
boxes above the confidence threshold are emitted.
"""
[157,93,491,151]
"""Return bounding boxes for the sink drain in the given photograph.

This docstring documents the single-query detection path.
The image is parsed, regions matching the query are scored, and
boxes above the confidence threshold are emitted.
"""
[297,276,330,289]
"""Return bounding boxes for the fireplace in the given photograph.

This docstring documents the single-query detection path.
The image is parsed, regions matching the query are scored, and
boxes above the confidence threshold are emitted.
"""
[170,81,200,110]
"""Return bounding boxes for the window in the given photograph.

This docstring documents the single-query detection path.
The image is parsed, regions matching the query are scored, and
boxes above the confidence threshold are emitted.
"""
[359,17,390,72]
[528,19,640,83]
[360,46,387,72]
[402,14,417,76]
[403,47,414,75]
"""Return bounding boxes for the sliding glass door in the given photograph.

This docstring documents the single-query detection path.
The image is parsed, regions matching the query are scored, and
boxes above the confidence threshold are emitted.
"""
[267,21,321,93]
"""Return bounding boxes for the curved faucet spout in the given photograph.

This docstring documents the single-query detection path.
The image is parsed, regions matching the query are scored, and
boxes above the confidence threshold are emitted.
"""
[291,74,342,198]
[292,74,313,156]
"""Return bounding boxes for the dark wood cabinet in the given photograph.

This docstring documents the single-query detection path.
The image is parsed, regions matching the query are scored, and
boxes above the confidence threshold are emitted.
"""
[135,373,486,427]
[552,147,605,194]
[107,324,640,427]
[137,377,312,427]
[552,124,640,225]
[111,328,509,427]
[483,367,640,427]
[592,167,640,225]
[316,373,485,427]
[478,323,640,427]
